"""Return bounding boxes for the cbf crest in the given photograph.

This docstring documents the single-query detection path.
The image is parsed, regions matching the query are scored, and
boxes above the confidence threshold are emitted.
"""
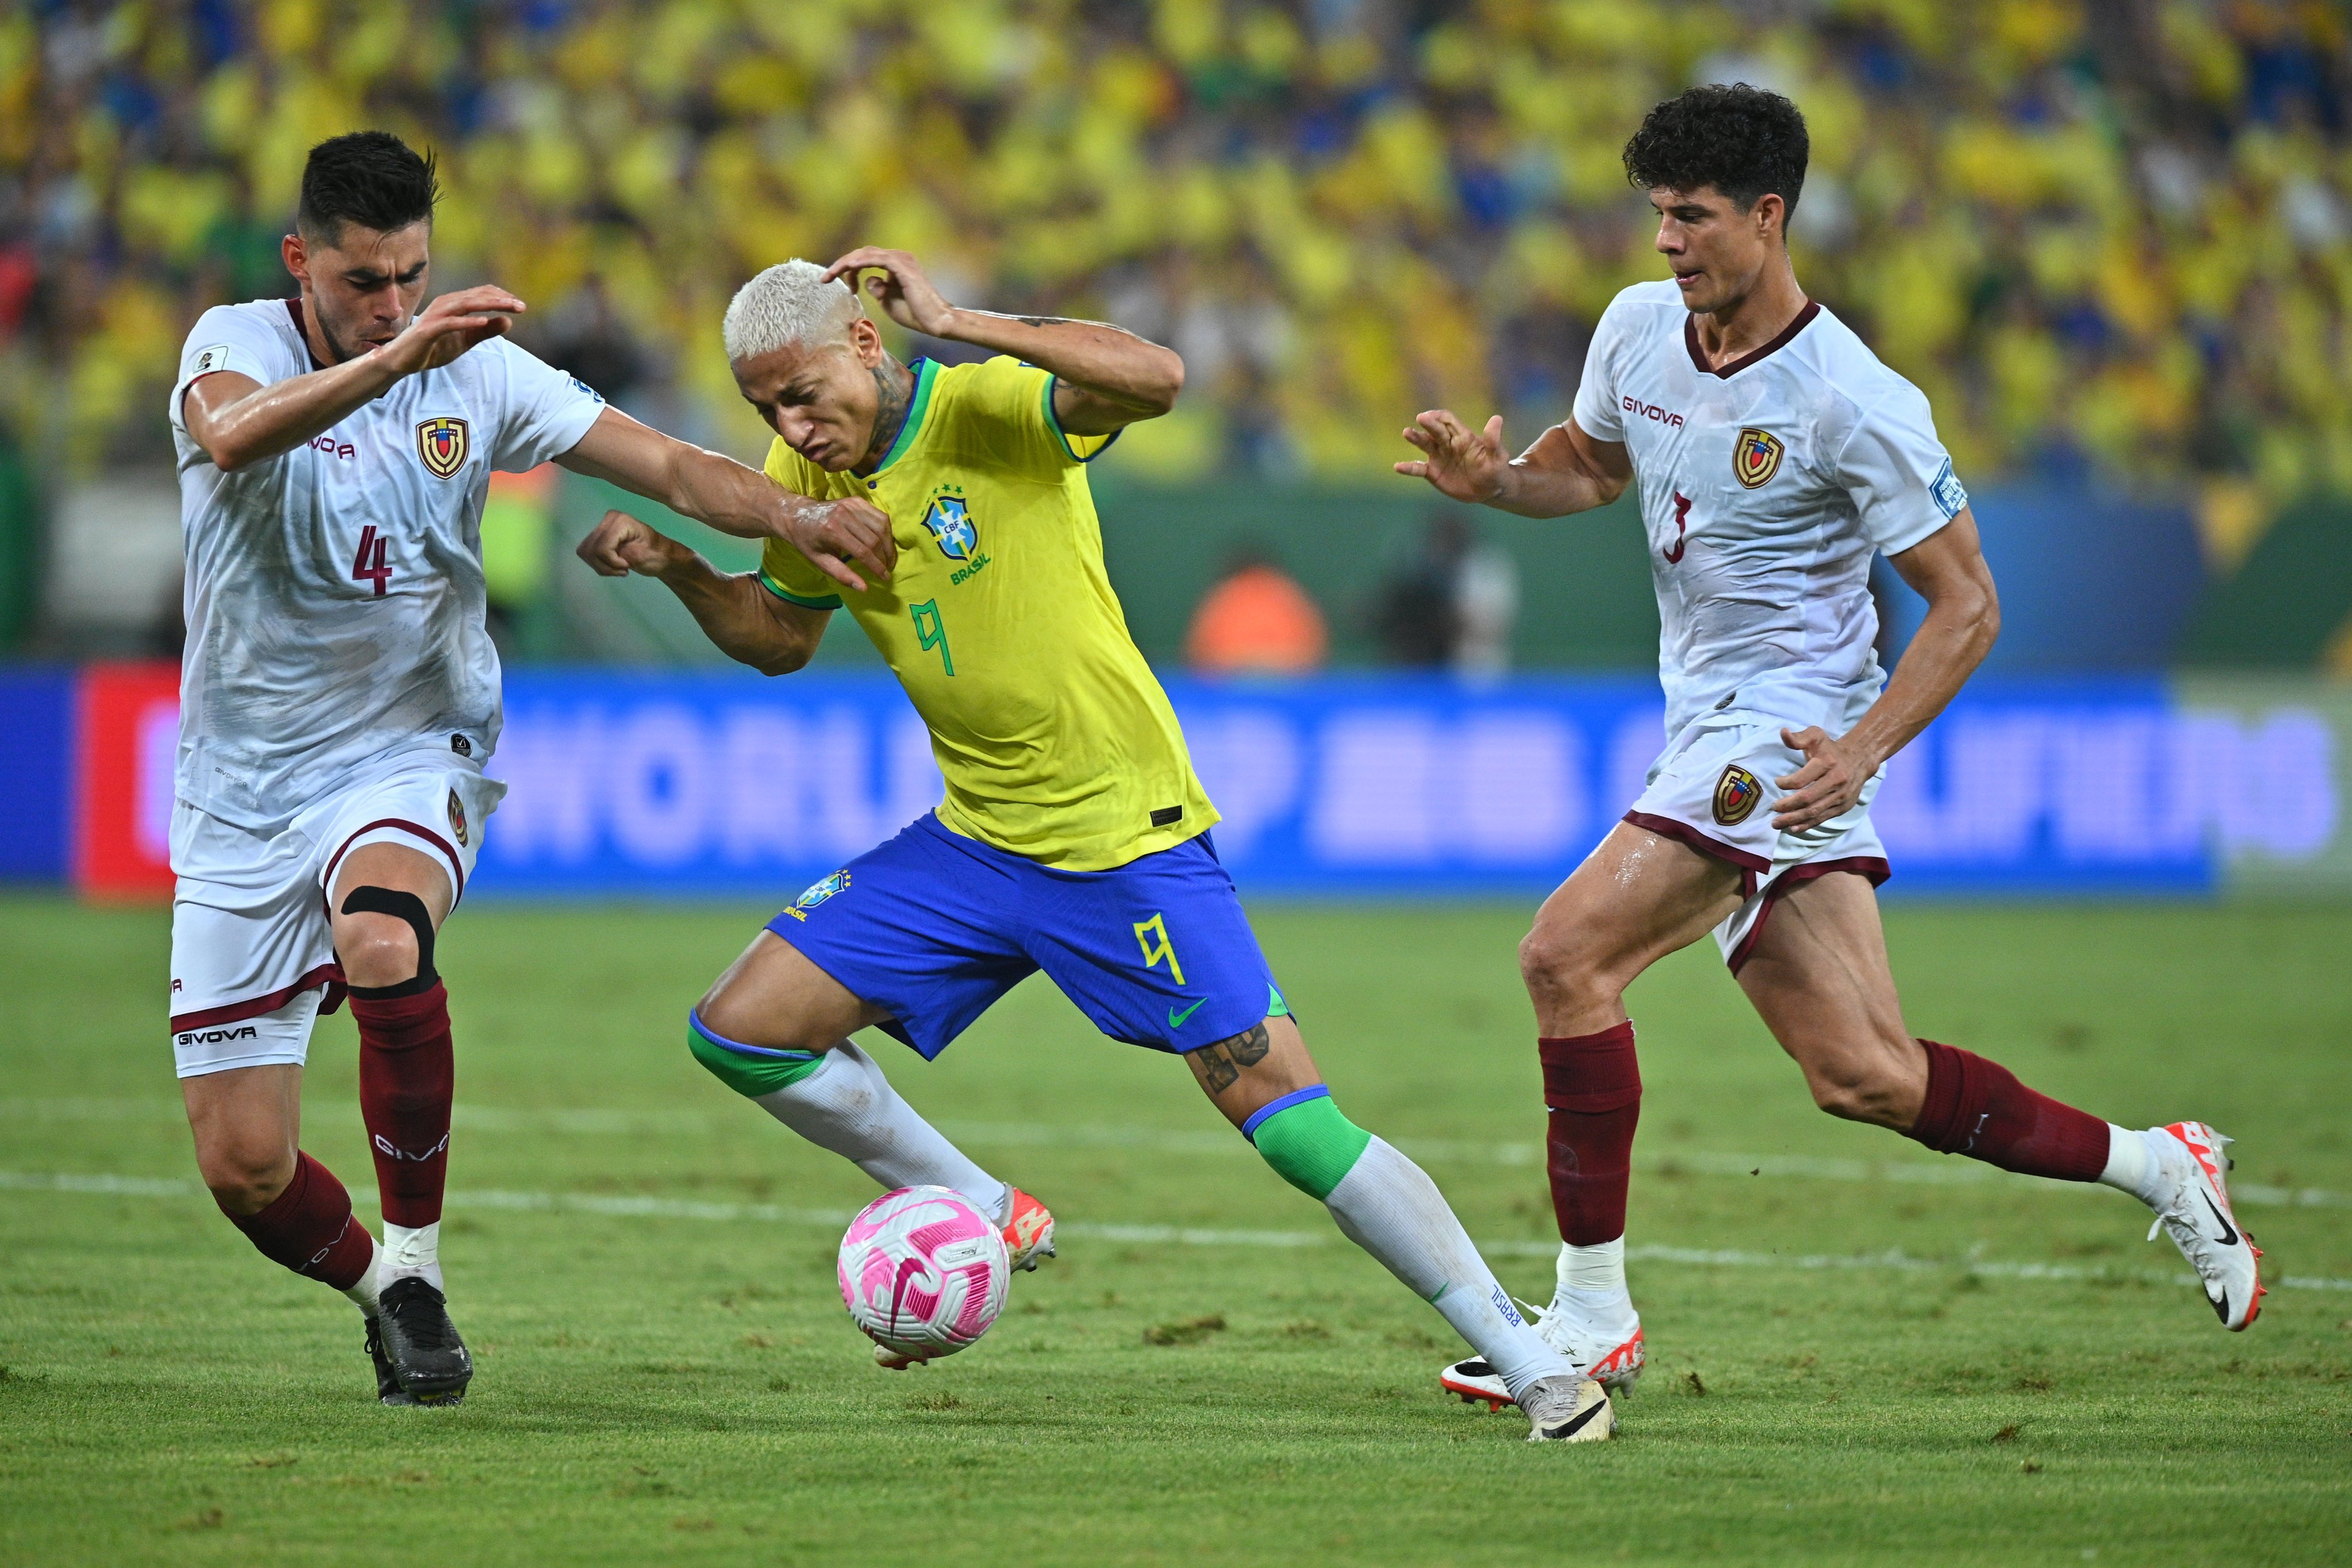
[920,487,977,562]
[1732,427,1784,489]
[416,417,470,479]
[781,869,850,922]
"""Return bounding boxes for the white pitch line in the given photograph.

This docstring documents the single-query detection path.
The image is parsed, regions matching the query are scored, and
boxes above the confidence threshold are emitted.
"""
[5,1169,2349,1294]
[7,1098,2347,1213]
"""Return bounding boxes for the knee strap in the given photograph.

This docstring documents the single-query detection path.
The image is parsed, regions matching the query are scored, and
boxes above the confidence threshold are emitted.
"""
[1243,1086,1372,1201]
[339,886,438,998]
[687,1011,826,1098]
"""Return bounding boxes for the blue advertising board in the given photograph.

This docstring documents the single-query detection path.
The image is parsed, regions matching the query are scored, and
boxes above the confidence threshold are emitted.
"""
[470,671,2342,901]
[6,665,2335,900]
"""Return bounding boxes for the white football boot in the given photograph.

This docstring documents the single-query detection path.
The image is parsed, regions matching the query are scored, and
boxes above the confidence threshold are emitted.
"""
[1441,1290,1645,1411]
[1521,1374,1614,1443]
[2144,1121,2265,1331]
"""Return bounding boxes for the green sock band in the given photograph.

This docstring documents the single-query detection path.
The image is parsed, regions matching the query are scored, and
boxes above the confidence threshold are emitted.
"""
[1245,1087,1371,1201]
[687,1013,824,1098]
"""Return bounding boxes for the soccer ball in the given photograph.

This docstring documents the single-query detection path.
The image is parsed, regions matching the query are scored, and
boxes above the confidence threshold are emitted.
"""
[836,1186,1009,1364]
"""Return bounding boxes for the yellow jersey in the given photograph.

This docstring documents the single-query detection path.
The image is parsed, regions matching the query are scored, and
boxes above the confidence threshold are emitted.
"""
[759,355,1218,870]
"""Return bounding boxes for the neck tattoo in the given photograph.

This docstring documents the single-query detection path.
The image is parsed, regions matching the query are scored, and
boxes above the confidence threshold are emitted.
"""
[858,359,914,473]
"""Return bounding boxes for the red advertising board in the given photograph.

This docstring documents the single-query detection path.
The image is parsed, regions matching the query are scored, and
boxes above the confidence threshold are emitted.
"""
[74,661,179,900]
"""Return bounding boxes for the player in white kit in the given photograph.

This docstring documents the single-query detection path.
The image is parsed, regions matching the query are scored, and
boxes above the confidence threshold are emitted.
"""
[1395,86,2263,1413]
[167,133,896,1405]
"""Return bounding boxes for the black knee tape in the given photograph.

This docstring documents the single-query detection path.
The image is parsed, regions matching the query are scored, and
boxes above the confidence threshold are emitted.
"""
[339,886,439,997]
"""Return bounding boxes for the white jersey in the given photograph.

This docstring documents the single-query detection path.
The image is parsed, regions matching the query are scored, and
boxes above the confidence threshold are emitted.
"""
[1572,281,1967,737]
[167,299,605,833]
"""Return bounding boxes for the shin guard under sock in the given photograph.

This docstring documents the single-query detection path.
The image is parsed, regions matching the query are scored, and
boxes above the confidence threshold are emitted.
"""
[226,1151,374,1290]
[1905,1039,2109,1182]
[1539,1023,1641,1246]
[350,981,455,1232]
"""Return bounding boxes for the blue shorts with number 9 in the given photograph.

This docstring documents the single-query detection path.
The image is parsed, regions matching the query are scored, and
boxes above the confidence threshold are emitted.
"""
[765,811,1287,1060]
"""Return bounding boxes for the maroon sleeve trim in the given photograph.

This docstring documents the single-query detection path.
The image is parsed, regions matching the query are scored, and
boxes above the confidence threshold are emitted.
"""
[171,963,343,1033]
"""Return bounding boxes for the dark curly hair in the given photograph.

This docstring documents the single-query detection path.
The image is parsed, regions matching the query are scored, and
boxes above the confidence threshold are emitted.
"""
[1622,84,1808,222]
[298,131,440,242]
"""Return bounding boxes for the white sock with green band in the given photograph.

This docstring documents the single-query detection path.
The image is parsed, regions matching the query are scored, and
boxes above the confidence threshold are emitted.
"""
[1245,1087,1575,1402]
[687,1014,1009,1224]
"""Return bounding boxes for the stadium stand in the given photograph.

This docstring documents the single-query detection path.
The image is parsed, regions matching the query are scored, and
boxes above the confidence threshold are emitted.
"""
[1,1,2346,532]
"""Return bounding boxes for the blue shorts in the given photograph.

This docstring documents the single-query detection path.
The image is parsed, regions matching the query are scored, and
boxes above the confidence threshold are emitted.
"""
[764,812,1286,1060]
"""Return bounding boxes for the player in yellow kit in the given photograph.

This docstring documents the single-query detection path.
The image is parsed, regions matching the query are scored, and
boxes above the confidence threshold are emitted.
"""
[573,251,1610,1439]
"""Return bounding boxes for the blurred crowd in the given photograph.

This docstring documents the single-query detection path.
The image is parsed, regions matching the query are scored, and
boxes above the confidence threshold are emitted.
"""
[5,0,2350,519]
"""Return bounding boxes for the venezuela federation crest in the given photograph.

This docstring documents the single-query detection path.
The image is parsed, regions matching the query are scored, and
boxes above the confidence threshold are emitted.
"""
[1713,764,1763,826]
[1732,427,1784,489]
[416,416,470,479]
[920,488,977,561]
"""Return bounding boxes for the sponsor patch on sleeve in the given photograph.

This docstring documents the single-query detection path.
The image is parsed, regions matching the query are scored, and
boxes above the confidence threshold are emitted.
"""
[191,344,234,376]
[1930,458,1968,520]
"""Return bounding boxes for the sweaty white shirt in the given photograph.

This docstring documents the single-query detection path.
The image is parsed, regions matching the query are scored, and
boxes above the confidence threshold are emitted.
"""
[168,298,605,833]
[1572,280,1967,737]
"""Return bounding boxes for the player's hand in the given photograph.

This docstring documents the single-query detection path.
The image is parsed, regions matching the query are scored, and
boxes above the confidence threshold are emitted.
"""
[1395,411,1511,504]
[377,285,525,375]
[575,510,683,578]
[781,494,896,593]
[821,248,957,338]
[1772,726,1878,833]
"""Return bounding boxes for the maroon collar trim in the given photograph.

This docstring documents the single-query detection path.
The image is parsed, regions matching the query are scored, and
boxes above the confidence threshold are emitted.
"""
[1685,299,1820,378]
[284,297,329,371]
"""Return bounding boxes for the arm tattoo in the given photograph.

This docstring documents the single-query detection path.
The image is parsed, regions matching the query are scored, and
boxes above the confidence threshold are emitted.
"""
[1194,1023,1271,1097]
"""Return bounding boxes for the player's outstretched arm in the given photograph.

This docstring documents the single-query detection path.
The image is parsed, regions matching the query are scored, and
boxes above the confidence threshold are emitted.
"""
[1771,508,1999,832]
[1395,412,1631,518]
[183,285,526,472]
[557,407,895,593]
[822,247,1184,436]
[574,509,830,676]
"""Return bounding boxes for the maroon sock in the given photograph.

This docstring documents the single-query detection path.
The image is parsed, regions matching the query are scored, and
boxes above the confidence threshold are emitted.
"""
[1905,1039,2108,1182]
[350,981,455,1229]
[1539,1022,1642,1245]
[226,1151,373,1288]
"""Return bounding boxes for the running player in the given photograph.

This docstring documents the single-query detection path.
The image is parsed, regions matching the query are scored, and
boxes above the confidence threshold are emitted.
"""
[168,132,892,1406]
[1395,86,2262,1411]
[574,250,1613,1441]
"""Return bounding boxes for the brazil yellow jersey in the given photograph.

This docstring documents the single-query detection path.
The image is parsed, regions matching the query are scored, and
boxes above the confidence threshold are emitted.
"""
[759,355,1218,870]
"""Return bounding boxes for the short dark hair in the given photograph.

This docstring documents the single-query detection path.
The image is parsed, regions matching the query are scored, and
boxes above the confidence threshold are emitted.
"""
[1623,84,1808,222]
[297,131,440,243]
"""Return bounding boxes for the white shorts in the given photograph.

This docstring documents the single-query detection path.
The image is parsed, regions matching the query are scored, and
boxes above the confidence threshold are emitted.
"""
[168,754,501,1078]
[1623,717,1890,973]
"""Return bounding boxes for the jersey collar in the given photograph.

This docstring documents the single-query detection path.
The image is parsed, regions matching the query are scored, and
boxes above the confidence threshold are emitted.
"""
[283,298,329,371]
[870,357,938,475]
[1685,299,1819,379]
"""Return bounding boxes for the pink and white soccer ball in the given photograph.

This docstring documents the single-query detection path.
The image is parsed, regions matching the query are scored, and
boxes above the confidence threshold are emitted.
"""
[836,1186,1009,1362]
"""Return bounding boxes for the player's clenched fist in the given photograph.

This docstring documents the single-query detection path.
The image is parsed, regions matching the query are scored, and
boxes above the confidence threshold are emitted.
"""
[377,285,527,375]
[782,494,896,594]
[1395,410,1511,504]
[575,510,686,578]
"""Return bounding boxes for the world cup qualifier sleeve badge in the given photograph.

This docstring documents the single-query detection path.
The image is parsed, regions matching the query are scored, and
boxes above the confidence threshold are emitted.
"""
[1732,427,1784,489]
[1713,764,1764,826]
[416,416,470,479]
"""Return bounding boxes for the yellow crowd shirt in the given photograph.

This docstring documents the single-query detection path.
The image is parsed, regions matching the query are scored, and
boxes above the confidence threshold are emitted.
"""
[758,355,1219,870]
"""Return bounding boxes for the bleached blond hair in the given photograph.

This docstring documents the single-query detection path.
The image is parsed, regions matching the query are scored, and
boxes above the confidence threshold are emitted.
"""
[722,260,865,361]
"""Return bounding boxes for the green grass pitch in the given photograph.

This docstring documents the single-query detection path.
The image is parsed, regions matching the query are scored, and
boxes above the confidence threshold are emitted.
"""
[3,895,2350,1565]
